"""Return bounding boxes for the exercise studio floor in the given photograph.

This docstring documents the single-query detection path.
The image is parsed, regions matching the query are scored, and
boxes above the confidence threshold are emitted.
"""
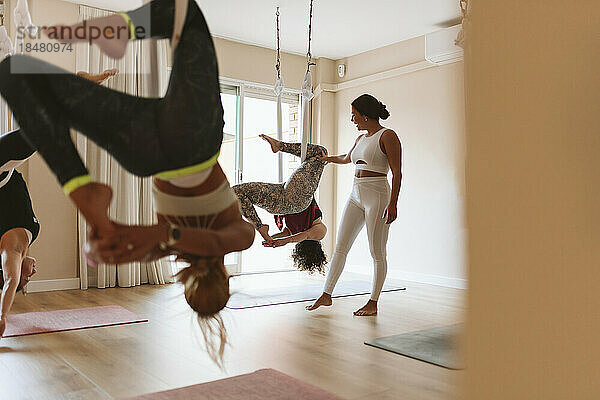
[0,272,464,400]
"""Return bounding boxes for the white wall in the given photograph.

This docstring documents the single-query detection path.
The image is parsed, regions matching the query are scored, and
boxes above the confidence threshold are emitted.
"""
[318,47,466,288]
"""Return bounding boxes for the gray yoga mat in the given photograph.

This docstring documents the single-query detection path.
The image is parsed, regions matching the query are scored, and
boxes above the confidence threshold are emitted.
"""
[226,280,406,309]
[365,324,464,370]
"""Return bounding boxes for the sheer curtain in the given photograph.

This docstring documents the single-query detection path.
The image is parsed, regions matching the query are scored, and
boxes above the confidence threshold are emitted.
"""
[75,5,173,289]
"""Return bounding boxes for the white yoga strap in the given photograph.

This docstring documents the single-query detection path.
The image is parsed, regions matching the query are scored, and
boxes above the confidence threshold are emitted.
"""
[300,70,314,162]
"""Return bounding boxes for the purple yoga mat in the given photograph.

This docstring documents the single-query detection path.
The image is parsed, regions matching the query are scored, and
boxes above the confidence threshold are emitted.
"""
[124,369,345,400]
[3,305,147,337]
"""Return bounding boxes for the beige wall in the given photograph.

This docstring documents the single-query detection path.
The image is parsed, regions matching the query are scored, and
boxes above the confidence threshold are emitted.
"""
[214,37,308,90]
[334,36,425,84]
[463,1,600,399]
[24,0,80,281]
[318,48,467,286]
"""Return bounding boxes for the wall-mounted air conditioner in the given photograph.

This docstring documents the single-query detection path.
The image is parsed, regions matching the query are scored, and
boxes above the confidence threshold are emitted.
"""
[425,24,464,65]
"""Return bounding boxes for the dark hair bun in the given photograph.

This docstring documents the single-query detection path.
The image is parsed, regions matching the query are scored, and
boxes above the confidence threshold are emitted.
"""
[379,102,390,120]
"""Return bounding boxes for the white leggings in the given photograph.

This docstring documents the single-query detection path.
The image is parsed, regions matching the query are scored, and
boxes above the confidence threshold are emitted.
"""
[324,176,391,301]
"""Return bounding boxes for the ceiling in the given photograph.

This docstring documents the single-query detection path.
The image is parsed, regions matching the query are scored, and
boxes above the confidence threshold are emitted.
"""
[62,0,461,60]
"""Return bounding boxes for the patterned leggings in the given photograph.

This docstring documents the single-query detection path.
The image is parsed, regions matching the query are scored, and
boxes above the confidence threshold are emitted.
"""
[233,142,327,229]
[0,0,223,188]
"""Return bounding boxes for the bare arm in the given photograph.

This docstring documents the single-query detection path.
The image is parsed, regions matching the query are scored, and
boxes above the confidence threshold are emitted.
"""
[270,227,292,240]
[265,220,327,248]
[320,136,363,165]
[381,130,402,224]
[172,219,255,256]
[88,218,256,264]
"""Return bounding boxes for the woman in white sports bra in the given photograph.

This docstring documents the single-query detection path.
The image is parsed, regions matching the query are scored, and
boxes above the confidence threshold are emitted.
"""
[307,94,402,316]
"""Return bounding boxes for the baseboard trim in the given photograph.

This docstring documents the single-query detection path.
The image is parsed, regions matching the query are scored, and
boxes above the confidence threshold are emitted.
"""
[27,278,81,293]
[345,265,467,290]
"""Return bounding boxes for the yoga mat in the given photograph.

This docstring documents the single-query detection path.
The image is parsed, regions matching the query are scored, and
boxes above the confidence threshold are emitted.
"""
[124,369,345,400]
[3,305,147,338]
[226,280,405,309]
[365,324,464,370]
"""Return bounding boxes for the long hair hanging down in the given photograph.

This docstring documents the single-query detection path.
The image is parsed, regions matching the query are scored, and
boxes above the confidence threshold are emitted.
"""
[169,213,230,367]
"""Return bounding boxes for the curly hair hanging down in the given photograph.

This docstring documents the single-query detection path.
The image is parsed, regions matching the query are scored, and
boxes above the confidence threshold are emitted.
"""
[291,240,327,275]
[174,255,230,367]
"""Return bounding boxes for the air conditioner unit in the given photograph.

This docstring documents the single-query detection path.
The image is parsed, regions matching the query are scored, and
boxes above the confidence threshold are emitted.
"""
[425,24,464,65]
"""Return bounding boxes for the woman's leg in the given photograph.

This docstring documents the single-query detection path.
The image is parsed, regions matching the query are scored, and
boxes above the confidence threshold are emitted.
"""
[232,182,289,229]
[354,182,391,316]
[306,196,365,311]
[0,228,29,337]
[0,129,35,168]
[279,142,327,211]
[0,0,223,230]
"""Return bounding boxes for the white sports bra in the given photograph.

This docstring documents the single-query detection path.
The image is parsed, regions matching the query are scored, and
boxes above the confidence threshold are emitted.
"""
[350,128,390,175]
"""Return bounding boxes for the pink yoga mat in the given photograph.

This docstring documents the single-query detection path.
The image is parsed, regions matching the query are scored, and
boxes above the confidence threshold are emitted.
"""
[3,305,147,338]
[124,369,345,400]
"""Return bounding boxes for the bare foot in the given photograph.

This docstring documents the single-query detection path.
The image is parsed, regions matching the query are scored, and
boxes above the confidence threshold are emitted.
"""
[43,14,129,59]
[259,134,281,153]
[306,293,332,311]
[69,182,114,235]
[353,300,378,316]
[0,318,5,338]
[20,256,37,289]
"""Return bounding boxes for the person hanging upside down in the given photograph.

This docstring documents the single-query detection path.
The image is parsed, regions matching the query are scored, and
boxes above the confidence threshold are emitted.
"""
[0,68,117,338]
[233,134,328,273]
[0,0,255,361]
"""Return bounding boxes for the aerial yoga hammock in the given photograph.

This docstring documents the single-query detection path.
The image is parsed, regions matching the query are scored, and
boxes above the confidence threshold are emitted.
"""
[0,0,254,363]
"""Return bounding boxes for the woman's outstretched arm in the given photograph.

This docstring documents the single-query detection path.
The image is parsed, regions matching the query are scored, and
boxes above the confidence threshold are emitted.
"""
[320,136,363,165]
[87,217,255,264]
[264,221,327,248]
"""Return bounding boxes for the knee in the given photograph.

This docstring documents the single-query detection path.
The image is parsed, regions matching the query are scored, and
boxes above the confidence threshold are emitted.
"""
[232,185,244,197]
[0,231,28,256]
[333,245,350,257]
[368,246,386,262]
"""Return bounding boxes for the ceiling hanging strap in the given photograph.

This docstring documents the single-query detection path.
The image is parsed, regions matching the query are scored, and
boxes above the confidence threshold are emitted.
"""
[274,7,285,178]
[13,0,37,53]
[301,0,315,162]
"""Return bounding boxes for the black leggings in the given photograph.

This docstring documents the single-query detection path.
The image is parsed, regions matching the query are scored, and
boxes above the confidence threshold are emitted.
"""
[0,0,223,190]
[0,129,35,169]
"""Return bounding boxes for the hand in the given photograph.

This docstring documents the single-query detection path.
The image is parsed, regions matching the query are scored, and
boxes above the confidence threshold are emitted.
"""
[86,222,168,264]
[383,204,397,224]
[317,150,329,163]
[263,237,290,248]
[257,225,273,244]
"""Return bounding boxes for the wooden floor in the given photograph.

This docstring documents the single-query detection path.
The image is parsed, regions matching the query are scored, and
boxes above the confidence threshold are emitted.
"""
[0,272,465,400]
